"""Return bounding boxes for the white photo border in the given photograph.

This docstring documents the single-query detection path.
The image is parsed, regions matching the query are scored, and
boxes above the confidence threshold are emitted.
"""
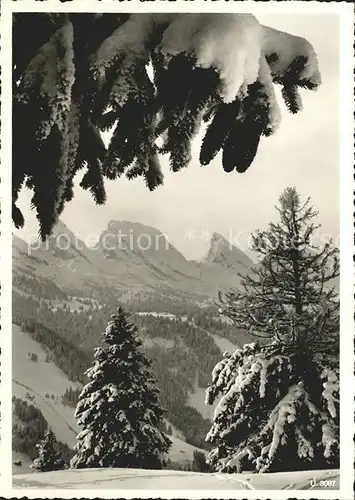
[1,1,354,499]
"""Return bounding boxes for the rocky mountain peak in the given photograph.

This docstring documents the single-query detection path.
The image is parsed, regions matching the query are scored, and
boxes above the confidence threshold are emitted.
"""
[203,232,253,270]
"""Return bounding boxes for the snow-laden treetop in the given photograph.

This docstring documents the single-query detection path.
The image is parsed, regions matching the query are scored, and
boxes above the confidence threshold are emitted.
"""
[94,14,321,105]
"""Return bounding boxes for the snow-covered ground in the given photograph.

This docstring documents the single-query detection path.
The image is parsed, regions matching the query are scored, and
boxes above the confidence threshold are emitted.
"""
[188,385,214,420]
[12,467,339,490]
[12,451,35,476]
[137,312,177,320]
[168,437,205,463]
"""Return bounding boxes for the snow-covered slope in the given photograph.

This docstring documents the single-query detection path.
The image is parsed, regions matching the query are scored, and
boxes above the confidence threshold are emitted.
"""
[168,437,205,463]
[12,324,80,447]
[12,451,35,476]
[12,467,339,490]
[187,385,214,421]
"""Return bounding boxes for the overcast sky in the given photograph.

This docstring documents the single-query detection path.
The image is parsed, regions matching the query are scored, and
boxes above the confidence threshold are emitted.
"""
[16,14,339,260]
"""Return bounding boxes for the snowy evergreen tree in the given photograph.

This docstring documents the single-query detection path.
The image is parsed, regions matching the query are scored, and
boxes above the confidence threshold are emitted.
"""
[31,428,65,472]
[13,13,321,238]
[70,306,171,469]
[205,188,339,473]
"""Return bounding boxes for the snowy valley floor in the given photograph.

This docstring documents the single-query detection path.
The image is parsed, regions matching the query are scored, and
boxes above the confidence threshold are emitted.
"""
[12,467,339,491]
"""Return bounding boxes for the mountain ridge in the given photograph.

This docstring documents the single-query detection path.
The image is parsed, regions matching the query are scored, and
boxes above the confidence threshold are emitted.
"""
[13,220,253,300]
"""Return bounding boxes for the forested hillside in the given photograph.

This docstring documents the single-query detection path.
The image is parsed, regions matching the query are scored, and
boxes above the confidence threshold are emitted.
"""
[13,397,74,465]
[13,289,250,449]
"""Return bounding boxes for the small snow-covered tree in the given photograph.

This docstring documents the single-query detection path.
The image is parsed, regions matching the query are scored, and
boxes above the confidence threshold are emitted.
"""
[13,13,321,238]
[70,306,171,469]
[206,188,339,473]
[31,428,65,472]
